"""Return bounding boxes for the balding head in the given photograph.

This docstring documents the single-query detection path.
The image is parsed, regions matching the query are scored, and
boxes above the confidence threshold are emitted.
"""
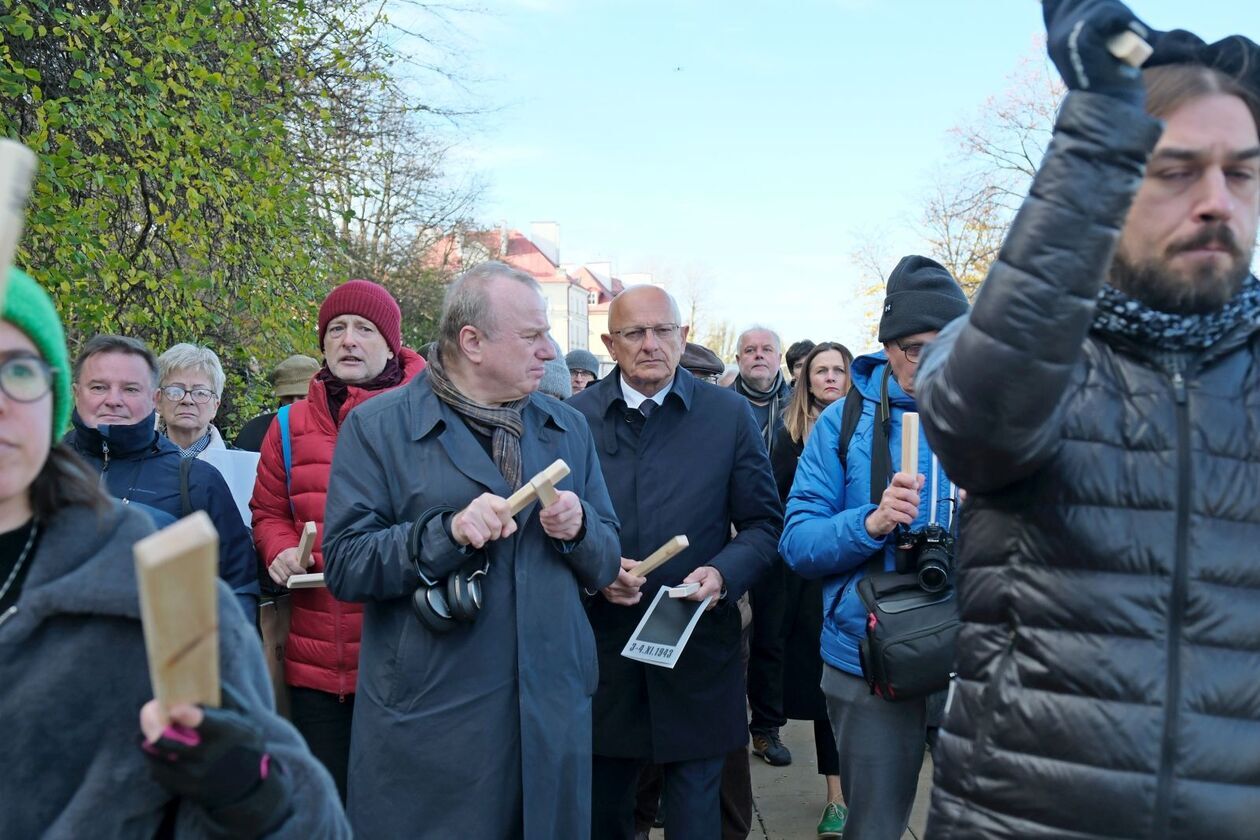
[608,285,682,332]
[602,285,689,397]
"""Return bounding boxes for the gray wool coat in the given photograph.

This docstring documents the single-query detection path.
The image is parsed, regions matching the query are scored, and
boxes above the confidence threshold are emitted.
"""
[322,371,621,840]
[0,500,348,839]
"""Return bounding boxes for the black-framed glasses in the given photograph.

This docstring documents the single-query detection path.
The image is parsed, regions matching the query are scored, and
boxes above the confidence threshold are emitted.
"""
[0,356,54,402]
[160,385,218,404]
[610,324,680,344]
[896,341,925,363]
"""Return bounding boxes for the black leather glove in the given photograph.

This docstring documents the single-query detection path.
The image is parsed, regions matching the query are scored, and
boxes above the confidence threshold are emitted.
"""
[141,706,290,838]
[1043,0,1150,105]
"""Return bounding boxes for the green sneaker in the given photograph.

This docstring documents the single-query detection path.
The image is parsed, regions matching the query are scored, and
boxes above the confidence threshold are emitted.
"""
[817,802,848,839]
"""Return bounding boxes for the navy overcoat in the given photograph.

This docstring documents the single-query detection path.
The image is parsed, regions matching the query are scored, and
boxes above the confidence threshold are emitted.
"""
[568,367,783,762]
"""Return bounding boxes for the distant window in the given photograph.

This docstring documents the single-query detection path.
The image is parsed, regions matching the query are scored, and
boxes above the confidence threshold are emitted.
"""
[588,291,599,305]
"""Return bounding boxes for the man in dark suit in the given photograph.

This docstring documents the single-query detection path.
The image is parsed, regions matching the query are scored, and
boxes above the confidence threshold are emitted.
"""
[568,285,783,840]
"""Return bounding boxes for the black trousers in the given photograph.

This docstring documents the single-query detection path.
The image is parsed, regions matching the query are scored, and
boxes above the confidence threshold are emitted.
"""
[747,559,787,732]
[594,754,725,840]
[288,687,355,803]
[814,717,841,777]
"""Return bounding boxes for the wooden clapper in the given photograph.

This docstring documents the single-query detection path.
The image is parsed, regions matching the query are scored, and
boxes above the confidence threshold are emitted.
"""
[284,460,574,590]
[286,521,322,589]
[134,512,222,712]
[0,139,38,310]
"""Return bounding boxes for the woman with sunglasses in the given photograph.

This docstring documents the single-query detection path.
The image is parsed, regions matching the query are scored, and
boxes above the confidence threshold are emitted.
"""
[771,340,854,839]
[0,269,348,838]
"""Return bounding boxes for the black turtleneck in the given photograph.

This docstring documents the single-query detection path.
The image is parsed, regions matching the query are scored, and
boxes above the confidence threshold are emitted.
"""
[0,518,40,613]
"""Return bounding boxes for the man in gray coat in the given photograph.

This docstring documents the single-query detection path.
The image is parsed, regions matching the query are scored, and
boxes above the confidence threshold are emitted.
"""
[322,261,621,839]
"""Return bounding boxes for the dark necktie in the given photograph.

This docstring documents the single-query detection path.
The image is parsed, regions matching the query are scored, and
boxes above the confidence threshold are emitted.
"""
[638,400,657,420]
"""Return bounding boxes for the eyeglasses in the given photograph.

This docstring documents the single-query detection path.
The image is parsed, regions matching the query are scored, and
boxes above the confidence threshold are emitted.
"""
[160,385,218,404]
[0,356,54,402]
[896,341,926,363]
[610,324,680,344]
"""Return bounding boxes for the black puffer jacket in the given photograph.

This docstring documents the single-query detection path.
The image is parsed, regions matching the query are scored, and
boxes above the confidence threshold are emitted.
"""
[916,91,1260,839]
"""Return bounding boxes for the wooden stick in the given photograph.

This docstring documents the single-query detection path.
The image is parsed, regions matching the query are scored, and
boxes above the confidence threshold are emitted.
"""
[1036,4,1152,68]
[287,572,326,589]
[0,139,38,312]
[632,535,690,578]
[1107,29,1153,67]
[901,412,920,477]
[133,511,221,713]
[296,521,316,568]
[505,459,570,515]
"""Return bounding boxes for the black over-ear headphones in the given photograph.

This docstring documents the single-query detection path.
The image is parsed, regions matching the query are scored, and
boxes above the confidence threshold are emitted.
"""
[409,506,491,634]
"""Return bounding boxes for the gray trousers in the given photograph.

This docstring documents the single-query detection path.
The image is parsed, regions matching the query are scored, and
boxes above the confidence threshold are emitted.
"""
[822,663,927,840]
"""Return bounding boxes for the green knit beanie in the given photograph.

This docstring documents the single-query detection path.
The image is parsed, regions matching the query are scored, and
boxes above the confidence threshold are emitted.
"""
[2,267,71,438]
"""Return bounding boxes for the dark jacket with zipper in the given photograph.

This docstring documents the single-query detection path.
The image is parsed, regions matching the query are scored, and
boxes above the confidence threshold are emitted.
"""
[916,91,1260,839]
[68,409,259,622]
[568,367,783,762]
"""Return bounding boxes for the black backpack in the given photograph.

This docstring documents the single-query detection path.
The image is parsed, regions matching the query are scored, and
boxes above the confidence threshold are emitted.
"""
[837,372,960,702]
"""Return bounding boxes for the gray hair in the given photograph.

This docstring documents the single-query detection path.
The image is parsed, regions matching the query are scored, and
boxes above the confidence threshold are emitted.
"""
[736,325,782,354]
[439,261,542,358]
[158,343,226,395]
[74,335,159,388]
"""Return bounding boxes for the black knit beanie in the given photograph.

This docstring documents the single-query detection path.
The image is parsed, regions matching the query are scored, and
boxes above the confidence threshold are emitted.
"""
[877,255,970,343]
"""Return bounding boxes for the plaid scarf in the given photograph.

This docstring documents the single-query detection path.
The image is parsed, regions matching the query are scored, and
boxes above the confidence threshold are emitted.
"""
[1092,274,1260,353]
[426,347,528,491]
[733,370,788,455]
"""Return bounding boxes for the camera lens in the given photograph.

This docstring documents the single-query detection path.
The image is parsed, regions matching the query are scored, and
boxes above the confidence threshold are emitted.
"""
[916,544,951,593]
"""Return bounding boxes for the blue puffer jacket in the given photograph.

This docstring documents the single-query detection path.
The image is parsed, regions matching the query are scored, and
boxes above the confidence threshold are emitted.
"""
[779,351,953,676]
[68,410,260,622]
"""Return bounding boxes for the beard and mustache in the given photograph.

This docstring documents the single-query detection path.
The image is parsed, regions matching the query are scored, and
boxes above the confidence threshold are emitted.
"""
[1110,222,1255,314]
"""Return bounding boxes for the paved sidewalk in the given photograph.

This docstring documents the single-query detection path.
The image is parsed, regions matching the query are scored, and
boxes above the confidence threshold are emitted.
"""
[748,718,933,840]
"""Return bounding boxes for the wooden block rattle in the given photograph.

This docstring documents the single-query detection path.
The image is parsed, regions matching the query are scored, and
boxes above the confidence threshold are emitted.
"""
[632,535,690,578]
[285,521,323,588]
[0,139,38,312]
[506,459,570,515]
[901,412,920,477]
[134,512,221,713]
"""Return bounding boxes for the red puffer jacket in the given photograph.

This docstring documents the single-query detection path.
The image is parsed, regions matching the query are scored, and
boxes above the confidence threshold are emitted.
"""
[251,349,426,697]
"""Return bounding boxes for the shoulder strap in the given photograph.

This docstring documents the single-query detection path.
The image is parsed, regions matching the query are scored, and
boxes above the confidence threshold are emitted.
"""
[836,386,865,472]
[178,457,193,518]
[869,365,894,508]
[835,376,892,508]
[277,404,295,516]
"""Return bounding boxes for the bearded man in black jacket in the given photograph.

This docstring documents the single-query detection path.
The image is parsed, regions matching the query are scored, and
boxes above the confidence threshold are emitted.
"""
[915,2,1260,838]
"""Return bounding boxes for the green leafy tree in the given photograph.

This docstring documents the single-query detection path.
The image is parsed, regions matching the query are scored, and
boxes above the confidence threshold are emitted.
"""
[1,0,478,431]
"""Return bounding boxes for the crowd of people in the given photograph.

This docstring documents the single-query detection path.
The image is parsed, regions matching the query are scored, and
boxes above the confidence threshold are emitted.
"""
[0,1,1258,838]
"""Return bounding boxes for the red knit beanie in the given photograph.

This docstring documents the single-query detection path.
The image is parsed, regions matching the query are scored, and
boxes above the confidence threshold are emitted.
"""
[318,279,402,355]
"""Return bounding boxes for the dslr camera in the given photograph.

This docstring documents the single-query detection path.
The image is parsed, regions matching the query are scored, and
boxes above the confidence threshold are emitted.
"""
[895,522,955,594]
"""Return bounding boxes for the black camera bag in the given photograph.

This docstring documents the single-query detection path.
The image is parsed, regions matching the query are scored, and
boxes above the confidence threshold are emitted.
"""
[838,369,960,702]
[856,569,959,700]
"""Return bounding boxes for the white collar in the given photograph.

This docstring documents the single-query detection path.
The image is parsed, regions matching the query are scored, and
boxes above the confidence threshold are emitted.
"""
[619,374,673,410]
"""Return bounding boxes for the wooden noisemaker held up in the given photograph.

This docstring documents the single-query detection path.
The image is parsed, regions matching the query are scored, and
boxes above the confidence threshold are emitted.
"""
[0,139,38,311]
[133,512,222,713]
[286,521,324,589]
[901,412,920,477]
[506,459,571,515]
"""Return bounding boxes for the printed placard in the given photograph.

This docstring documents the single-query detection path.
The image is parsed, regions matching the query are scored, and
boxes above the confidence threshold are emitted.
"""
[621,586,712,669]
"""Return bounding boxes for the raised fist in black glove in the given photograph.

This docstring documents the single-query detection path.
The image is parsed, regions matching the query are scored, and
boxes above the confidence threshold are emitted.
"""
[1043,0,1151,105]
[140,701,291,838]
